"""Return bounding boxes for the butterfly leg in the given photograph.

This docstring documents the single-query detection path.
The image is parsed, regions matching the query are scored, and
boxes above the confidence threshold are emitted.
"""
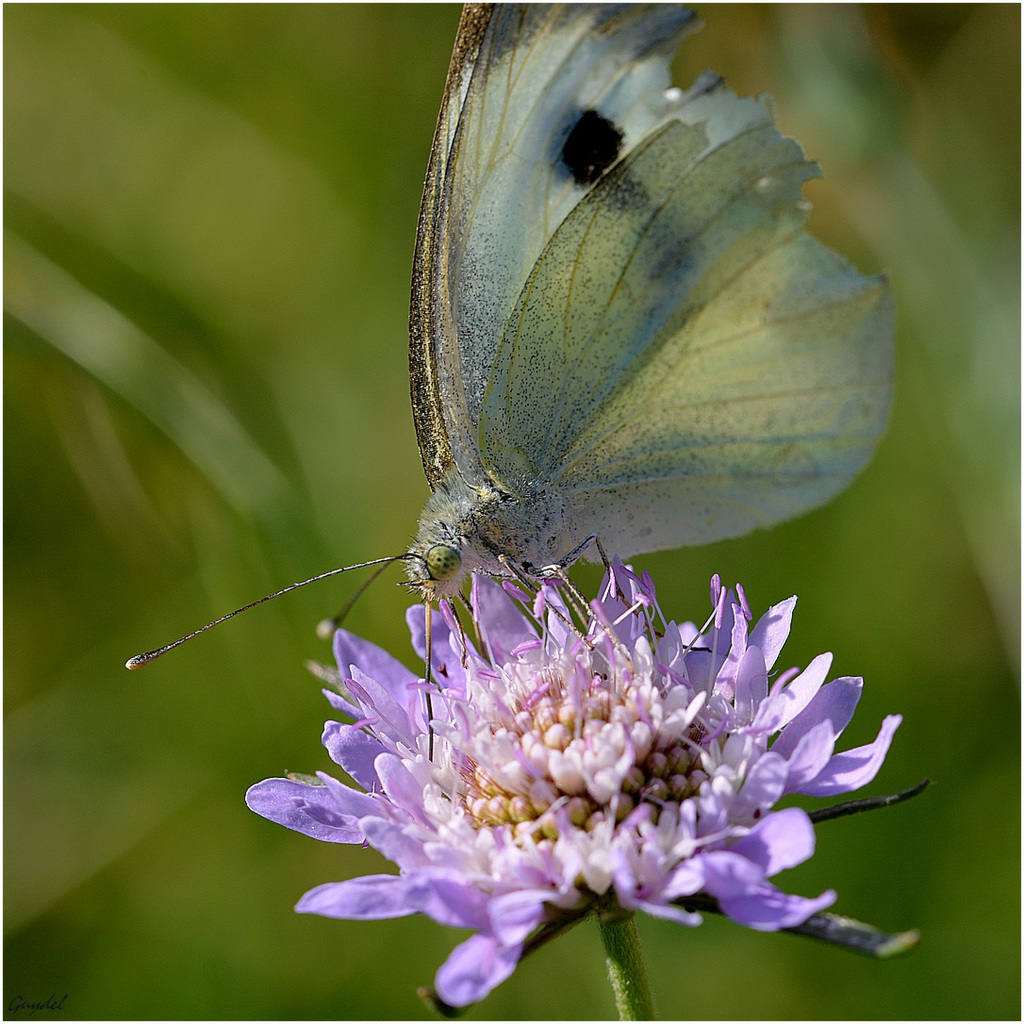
[536,533,602,576]
[498,553,594,648]
[539,534,627,607]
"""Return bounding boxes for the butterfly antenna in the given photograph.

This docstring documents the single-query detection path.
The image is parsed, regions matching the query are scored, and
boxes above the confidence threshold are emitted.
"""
[125,555,410,670]
[316,558,396,640]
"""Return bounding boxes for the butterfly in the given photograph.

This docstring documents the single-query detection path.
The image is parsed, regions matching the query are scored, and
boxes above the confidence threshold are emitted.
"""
[124,4,893,671]
[403,3,893,601]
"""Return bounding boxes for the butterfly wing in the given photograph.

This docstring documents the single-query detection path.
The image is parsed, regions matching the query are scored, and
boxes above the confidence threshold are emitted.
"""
[478,104,893,552]
[409,3,700,488]
[411,3,893,561]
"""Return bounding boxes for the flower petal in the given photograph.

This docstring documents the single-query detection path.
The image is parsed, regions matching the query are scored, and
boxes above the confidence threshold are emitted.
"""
[799,714,902,796]
[472,576,536,662]
[322,686,360,718]
[636,898,704,926]
[754,652,833,733]
[245,778,364,843]
[321,721,384,788]
[734,750,787,817]
[404,871,491,929]
[434,933,524,1008]
[360,816,431,870]
[296,874,418,919]
[345,666,419,746]
[317,771,380,820]
[375,754,434,824]
[721,884,837,930]
[334,628,417,696]
[733,645,769,726]
[406,603,466,691]
[778,719,838,795]
[699,850,764,896]
[486,890,549,945]
[730,807,816,876]
[749,596,796,671]
[771,676,863,759]
[715,601,749,700]
[701,850,836,929]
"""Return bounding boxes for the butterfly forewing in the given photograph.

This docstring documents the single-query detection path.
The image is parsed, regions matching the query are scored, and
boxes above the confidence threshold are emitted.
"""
[410,4,700,487]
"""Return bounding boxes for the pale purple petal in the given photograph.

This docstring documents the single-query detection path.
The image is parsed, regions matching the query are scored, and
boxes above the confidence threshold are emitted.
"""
[317,771,380,821]
[732,645,769,726]
[749,596,796,671]
[730,807,816,876]
[321,721,384,788]
[472,576,536,662]
[245,778,364,843]
[375,754,433,822]
[778,720,838,795]
[771,676,863,759]
[296,874,418,919]
[799,715,902,797]
[734,751,787,817]
[322,686,360,718]
[699,850,763,896]
[715,602,749,700]
[719,883,836,930]
[543,586,577,652]
[754,652,833,733]
[346,666,417,745]
[403,872,491,929]
[360,816,432,870]
[434,933,524,1008]
[663,858,705,901]
[406,603,466,690]
[700,851,835,930]
[486,891,549,945]
[334,628,417,695]
[636,899,704,926]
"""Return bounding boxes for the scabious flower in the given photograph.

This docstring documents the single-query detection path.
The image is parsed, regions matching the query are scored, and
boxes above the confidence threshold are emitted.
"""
[247,564,901,1009]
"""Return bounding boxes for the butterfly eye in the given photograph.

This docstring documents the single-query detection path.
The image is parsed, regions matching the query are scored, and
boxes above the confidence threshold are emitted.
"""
[425,544,462,582]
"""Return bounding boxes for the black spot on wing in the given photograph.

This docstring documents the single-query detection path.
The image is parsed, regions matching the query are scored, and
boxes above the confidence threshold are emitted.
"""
[561,109,624,186]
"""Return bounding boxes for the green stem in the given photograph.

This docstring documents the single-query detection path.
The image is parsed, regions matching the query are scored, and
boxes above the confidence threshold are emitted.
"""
[598,912,656,1020]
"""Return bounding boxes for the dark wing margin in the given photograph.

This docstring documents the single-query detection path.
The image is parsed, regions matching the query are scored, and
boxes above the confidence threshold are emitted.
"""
[408,3,495,489]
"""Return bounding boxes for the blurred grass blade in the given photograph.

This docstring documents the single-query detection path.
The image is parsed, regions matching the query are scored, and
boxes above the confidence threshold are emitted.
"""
[5,231,294,521]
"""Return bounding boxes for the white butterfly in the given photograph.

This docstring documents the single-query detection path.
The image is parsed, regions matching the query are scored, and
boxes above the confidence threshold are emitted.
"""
[124,4,894,671]
[405,4,893,599]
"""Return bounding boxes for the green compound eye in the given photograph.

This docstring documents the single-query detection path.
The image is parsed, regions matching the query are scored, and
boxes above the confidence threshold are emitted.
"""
[425,544,462,582]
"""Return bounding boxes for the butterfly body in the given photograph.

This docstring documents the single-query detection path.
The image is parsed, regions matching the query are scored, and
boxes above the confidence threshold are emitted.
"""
[410,470,573,598]
[405,3,893,597]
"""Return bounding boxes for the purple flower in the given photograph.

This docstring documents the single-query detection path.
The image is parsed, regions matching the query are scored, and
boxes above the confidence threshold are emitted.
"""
[247,565,901,1008]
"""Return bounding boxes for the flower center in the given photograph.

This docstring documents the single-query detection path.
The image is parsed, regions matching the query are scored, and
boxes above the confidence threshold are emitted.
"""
[454,658,706,843]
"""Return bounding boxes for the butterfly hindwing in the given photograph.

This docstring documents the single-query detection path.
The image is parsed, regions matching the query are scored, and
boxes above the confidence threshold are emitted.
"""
[477,91,893,552]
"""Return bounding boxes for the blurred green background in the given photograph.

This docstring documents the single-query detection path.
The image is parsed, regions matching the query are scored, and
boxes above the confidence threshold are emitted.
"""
[5,4,1019,1019]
